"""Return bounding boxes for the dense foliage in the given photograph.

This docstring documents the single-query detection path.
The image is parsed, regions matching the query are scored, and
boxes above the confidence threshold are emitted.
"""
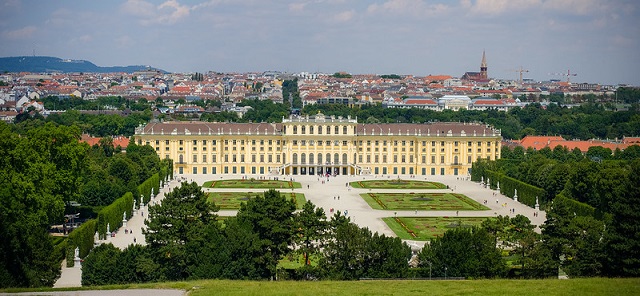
[282,79,302,109]
[0,122,86,287]
[475,145,640,277]
[83,185,413,284]
[301,102,640,140]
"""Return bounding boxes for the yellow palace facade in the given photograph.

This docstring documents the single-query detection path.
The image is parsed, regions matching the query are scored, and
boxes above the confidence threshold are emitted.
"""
[133,114,501,176]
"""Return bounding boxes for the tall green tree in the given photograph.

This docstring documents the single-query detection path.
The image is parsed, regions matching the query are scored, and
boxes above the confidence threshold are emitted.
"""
[294,201,328,267]
[604,159,640,276]
[320,213,411,280]
[418,227,506,279]
[143,181,219,280]
[234,189,296,279]
[0,122,86,287]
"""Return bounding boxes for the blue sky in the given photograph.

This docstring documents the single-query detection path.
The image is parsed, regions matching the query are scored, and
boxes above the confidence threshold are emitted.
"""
[1,0,638,85]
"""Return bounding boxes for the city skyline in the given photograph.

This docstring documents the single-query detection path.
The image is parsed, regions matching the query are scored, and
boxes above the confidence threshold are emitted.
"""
[1,0,638,85]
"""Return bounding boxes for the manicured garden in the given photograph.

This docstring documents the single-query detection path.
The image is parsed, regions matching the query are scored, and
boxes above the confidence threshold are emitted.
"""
[350,179,447,189]
[361,192,489,211]
[203,179,302,189]
[207,191,306,209]
[382,217,493,240]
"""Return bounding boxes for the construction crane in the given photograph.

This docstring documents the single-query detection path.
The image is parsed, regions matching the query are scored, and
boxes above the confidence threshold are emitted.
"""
[509,66,529,83]
[549,69,577,83]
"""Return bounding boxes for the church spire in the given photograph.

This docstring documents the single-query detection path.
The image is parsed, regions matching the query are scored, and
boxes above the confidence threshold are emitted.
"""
[480,50,488,80]
[481,50,487,68]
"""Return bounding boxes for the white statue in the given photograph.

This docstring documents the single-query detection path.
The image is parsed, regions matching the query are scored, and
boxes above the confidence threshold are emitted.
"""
[497,181,500,191]
[106,223,110,235]
[73,246,82,266]
[151,188,155,199]
[514,188,518,202]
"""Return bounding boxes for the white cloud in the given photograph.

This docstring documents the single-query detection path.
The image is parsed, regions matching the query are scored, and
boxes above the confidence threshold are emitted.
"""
[331,10,354,22]
[289,2,306,12]
[367,0,450,17]
[121,0,190,25]
[541,0,604,15]
[466,0,541,16]
[121,0,156,18]
[157,0,191,24]
[3,26,37,39]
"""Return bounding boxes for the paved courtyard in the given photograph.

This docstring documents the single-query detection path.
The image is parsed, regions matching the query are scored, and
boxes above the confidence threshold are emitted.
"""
[54,173,546,288]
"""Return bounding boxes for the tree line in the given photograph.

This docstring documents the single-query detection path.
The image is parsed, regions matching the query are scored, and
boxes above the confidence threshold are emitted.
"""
[0,122,164,288]
[474,146,640,277]
[83,182,552,285]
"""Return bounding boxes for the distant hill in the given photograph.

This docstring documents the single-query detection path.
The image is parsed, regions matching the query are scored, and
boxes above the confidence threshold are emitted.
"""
[0,56,166,73]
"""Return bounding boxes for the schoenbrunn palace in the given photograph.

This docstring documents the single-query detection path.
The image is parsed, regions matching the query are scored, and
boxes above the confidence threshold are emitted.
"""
[134,113,501,176]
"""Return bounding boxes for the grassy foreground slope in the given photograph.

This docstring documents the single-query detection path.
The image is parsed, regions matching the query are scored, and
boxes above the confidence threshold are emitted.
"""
[185,278,638,296]
[5,278,637,295]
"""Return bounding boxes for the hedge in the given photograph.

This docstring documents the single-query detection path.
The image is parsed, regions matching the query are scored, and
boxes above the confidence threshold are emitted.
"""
[497,173,546,208]
[65,219,96,267]
[97,192,134,239]
[471,160,546,208]
[64,161,171,265]
[137,173,160,207]
[554,194,597,218]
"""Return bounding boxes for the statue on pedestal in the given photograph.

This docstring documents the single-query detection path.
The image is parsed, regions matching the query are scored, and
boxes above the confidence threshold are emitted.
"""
[514,188,518,202]
[122,211,127,227]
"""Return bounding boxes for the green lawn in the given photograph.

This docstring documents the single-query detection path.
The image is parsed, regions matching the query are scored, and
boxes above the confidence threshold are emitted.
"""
[5,278,638,296]
[350,179,447,189]
[383,217,493,240]
[207,191,306,209]
[203,179,301,189]
[361,192,489,211]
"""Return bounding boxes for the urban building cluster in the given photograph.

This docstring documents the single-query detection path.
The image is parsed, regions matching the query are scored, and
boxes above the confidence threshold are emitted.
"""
[0,52,620,122]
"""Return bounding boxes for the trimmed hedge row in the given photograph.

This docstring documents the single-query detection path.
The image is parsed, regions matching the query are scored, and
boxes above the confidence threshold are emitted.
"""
[497,173,546,208]
[64,161,170,265]
[137,173,160,207]
[471,161,545,208]
[554,194,596,218]
[65,219,97,267]
[97,192,134,239]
